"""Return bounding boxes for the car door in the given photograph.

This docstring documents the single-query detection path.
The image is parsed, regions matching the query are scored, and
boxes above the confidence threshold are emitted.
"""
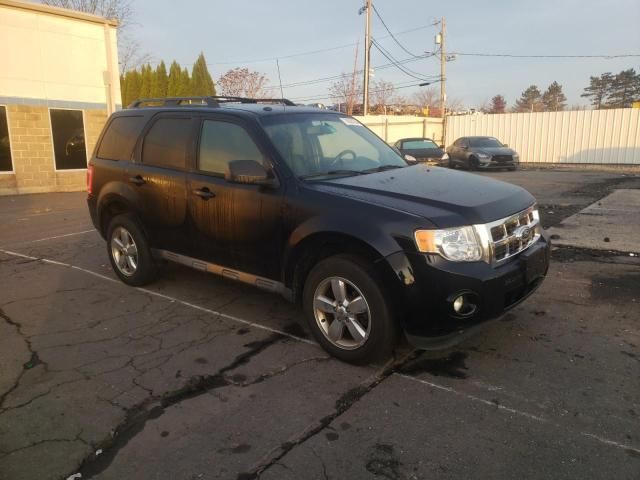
[450,138,467,167]
[186,116,284,280]
[130,114,195,254]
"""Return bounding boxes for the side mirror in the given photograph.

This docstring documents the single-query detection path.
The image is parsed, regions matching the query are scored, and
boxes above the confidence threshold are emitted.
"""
[503,143,509,147]
[225,160,278,187]
[404,154,418,164]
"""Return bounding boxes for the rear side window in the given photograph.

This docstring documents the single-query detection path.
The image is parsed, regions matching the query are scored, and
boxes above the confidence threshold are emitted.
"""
[198,120,263,175]
[97,116,146,161]
[142,118,192,169]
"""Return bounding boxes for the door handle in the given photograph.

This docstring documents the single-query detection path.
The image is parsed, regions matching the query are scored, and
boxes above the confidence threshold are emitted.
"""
[193,187,216,199]
[129,175,145,186]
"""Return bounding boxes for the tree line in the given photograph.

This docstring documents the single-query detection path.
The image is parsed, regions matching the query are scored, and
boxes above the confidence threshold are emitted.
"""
[120,53,216,106]
[487,68,639,114]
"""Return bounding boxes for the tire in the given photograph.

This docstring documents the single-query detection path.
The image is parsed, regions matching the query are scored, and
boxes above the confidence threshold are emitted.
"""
[106,213,158,286]
[468,156,480,171]
[302,254,398,364]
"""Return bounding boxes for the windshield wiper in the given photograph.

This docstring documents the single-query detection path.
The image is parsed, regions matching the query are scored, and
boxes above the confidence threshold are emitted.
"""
[362,164,406,173]
[300,170,364,180]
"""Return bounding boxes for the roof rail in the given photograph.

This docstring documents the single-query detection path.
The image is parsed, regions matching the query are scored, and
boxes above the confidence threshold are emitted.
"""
[126,96,296,109]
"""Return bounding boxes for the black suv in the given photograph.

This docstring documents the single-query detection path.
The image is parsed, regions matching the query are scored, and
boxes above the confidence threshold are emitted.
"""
[87,96,549,363]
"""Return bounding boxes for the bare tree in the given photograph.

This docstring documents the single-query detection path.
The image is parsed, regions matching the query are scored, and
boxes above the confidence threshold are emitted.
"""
[329,74,362,115]
[412,88,438,109]
[217,68,270,98]
[370,80,395,114]
[41,0,149,71]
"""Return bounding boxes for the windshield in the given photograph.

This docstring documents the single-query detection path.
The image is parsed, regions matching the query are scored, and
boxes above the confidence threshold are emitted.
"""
[469,137,503,148]
[402,139,438,150]
[262,113,407,179]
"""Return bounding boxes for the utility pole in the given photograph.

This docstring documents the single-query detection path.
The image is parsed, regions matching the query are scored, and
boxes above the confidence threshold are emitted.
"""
[439,16,446,146]
[362,0,372,115]
[349,41,360,115]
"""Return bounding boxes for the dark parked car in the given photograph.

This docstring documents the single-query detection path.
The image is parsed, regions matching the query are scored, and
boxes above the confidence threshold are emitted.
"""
[446,136,519,170]
[87,96,549,363]
[393,137,445,165]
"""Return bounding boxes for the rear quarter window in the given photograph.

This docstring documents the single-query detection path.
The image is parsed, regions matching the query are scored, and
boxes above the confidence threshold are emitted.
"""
[97,116,146,161]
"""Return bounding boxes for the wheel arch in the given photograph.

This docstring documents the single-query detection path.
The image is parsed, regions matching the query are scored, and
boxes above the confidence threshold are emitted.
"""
[96,182,143,238]
[283,230,399,305]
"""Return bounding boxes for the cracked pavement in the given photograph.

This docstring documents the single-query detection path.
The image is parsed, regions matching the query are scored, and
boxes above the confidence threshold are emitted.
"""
[0,170,639,480]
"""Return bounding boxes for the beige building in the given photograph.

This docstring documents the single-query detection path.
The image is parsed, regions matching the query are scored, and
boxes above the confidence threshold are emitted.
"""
[0,0,120,195]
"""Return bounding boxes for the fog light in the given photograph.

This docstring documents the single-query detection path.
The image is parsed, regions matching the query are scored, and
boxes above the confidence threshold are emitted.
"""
[451,293,477,316]
[453,295,465,313]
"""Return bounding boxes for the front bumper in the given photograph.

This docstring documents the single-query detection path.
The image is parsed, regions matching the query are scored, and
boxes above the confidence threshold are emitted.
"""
[479,160,518,169]
[385,231,550,349]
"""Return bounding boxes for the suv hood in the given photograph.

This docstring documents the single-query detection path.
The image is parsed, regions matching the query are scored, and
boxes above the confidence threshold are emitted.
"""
[310,165,534,228]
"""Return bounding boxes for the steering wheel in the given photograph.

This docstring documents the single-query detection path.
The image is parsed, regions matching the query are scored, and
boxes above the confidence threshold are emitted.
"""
[329,149,357,169]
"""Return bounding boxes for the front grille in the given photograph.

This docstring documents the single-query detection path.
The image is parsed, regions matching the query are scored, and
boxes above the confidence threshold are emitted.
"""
[485,206,539,263]
[492,155,513,163]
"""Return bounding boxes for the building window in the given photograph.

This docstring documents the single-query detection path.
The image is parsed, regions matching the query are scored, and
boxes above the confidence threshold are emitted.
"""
[50,109,87,170]
[0,106,12,172]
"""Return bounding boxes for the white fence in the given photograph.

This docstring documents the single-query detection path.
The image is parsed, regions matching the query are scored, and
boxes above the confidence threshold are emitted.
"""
[446,108,640,165]
[355,115,443,144]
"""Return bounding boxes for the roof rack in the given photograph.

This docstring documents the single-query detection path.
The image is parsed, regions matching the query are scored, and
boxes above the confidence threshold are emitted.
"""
[127,96,296,109]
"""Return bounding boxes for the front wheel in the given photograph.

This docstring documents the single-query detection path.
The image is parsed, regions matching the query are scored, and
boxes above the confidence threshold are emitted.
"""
[302,255,398,364]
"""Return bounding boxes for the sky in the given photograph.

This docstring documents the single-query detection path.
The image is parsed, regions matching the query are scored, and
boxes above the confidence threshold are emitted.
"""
[125,0,640,108]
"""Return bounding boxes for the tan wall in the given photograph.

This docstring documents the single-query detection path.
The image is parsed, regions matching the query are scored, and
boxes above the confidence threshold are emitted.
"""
[355,115,444,144]
[446,109,640,164]
[0,104,107,195]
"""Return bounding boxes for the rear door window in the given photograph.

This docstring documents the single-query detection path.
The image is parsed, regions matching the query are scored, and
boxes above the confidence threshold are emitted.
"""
[142,117,192,169]
[97,116,146,161]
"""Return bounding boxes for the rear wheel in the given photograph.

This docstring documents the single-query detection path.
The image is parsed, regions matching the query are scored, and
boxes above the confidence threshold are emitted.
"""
[302,255,397,363]
[107,214,158,286]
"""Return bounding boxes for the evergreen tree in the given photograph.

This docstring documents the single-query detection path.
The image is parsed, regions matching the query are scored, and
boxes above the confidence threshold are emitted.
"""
[581,72,614,109]
[151,61,168,98]
[542,81,567,111]
[167,61,182,97]
[514,85,543,112]
[179,67,191,96]
[123,69,141,106]
[489,95,506,113]
[190,53,216,96]
[606,68,640,108]
[139,64,153,99]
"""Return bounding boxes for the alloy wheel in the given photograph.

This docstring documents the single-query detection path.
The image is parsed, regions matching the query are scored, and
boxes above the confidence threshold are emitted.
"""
[110,226,139,276]
[312,277,371,350]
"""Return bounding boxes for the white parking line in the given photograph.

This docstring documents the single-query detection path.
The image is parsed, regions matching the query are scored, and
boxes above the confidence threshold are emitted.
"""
[0,229,96,248]
[0,248,317,347]
[395,373,640,455]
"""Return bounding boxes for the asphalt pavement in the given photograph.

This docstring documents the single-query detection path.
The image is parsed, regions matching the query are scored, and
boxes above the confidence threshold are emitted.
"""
[0,170,638,480]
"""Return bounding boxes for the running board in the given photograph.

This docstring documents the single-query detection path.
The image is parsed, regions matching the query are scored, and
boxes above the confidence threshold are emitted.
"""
[152,249,292,300]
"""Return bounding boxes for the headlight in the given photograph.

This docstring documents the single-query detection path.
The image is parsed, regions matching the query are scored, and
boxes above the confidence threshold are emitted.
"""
[414,226,483,262]
[513,154,520,160]
[477,153,490,159]
[441,153,450,160]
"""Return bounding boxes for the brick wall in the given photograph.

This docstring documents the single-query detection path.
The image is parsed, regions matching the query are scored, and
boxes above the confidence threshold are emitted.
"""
[0,105,108,195]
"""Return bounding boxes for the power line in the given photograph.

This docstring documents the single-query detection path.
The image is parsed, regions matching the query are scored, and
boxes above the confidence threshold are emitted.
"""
[371,39,435,82]
[371,3,426,59]
[261,53,438,91]
[430,51,640,59]
[291,79,441,103]
[145,23,438,68]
